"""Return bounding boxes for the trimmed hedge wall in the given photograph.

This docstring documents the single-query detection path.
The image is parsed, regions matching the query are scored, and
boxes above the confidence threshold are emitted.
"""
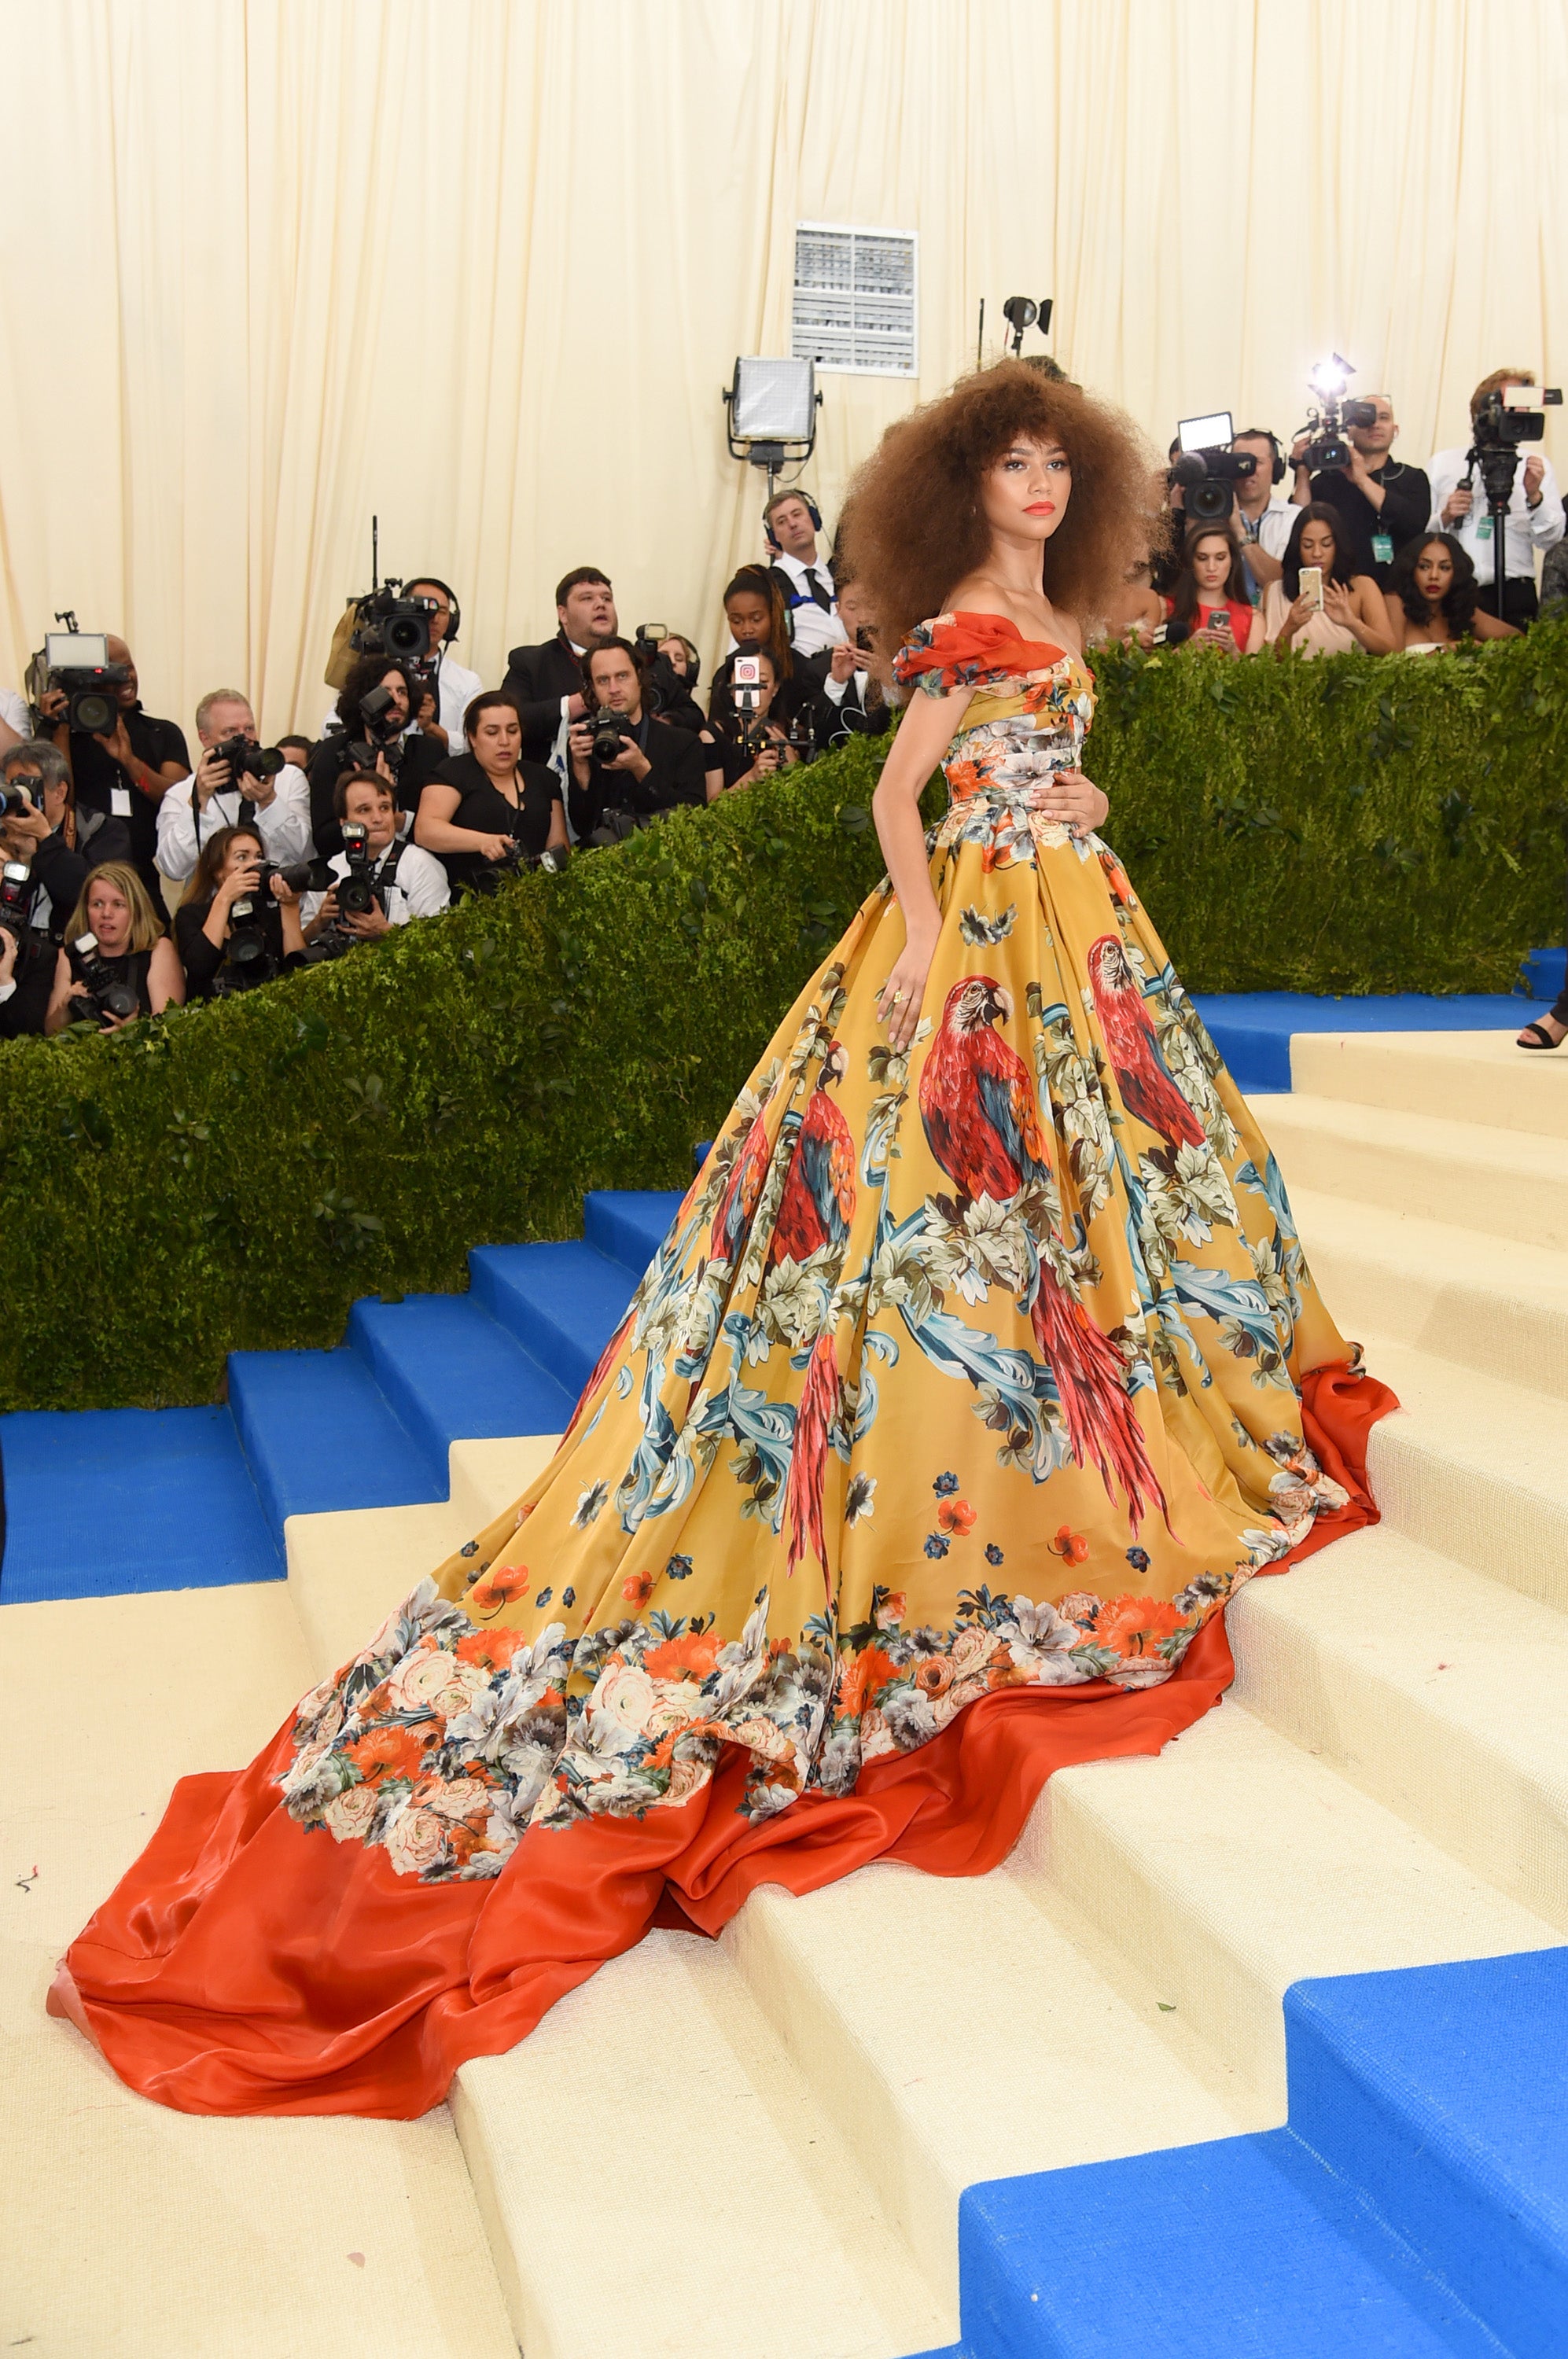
[5,626,1566,1414]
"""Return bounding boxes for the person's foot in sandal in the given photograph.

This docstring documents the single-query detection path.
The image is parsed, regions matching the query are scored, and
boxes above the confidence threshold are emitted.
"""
[1518,1013,1568,1049]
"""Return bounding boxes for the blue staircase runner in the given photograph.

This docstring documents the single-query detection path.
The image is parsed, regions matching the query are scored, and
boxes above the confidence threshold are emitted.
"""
[908,1944,1568,2359]
[0,1190,680,1606]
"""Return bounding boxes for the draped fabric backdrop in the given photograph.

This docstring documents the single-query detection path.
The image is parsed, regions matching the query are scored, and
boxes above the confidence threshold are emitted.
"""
[0,0,1562,738]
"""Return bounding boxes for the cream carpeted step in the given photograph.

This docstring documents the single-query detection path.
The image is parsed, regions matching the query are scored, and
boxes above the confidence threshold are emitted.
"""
[1228,1522,1568,1929]
[285,1433,558,1676]
[1288,1185,1568,1400]
[3,1584,517,2359]
[1250,1089,1568,1249]
[1008,1695,1560,2118]
[717,1855,1261,2316]
[452,1926,952,2359]
[1290,1028,1568,1139]
[1361,1338,1568,1614]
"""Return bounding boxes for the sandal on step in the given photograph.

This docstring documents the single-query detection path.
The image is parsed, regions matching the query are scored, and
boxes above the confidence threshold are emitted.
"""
[1518,1020,1564,1050]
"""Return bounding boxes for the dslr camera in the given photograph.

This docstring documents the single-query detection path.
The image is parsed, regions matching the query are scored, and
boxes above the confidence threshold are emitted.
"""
[1168,411,1257,527]
[68,929,139,1024]
[211,733,286,787]
[219,855,319,991]
[345,683,407,776]
[1296,356,1379,475]
[590,708,632,764]
[25,620,131,736]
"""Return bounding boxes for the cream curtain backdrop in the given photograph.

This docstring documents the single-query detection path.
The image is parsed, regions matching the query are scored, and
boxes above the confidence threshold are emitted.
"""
[0,0,1563,741]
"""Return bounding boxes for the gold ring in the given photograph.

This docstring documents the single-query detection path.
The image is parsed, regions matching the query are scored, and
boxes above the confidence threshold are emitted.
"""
[891,988,907,1003]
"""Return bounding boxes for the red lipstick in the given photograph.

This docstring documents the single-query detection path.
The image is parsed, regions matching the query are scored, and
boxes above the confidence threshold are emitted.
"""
[1025,501,1055,514]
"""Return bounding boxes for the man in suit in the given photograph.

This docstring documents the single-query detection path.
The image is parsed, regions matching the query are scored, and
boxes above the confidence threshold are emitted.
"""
[812,576,889,748]
[502,568,618,764]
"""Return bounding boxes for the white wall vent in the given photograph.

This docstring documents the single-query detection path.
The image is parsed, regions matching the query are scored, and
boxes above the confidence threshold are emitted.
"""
[792,223,918,377]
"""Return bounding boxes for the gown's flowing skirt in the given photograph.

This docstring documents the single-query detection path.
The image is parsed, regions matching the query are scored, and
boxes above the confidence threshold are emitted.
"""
[52,792,1391,2116]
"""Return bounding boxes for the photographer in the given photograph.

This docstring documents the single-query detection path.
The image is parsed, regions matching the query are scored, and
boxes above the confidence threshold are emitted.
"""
[307,657,445,859]
[1382,533,1518,653]
[0,740,131,940]
[0,895,56,1036]
[708,648,804,794]
[300,770,450,948]
[813,577,891,745]
[1427,370,1565,630]
[44,862,184,1032]
[403,578,483,754]
[1230,429,1294,592]
[1287,394,1430,590]
[415,691,566,895]
[1261,506,1392,659]
[37,634,190,905]
[501,568,619,764]
[171,824,308,1001]
[156,690,313,884]
[566,639,709,843]
[1164,524,1265,653]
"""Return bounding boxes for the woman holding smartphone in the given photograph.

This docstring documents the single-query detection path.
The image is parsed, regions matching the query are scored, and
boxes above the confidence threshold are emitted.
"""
[1164,523,1264,653]
[1262,506,1392,659]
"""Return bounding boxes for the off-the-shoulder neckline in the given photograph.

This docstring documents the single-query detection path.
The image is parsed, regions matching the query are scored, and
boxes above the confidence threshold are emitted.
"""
[925,610,1081,666]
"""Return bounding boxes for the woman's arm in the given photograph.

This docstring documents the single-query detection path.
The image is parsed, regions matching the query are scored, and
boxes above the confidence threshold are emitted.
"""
[1471,607,1520,641]
[870,686,972,1053]
[413,781,512,861]
[1345,576,1393,654]
[545,796,569,852]
[147,936,185,1013]
[43,948,75,1034]
[1242,607,1267,655]
[1381,590,1408,649]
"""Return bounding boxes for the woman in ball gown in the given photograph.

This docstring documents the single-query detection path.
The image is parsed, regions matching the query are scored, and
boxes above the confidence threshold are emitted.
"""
[53,363,1391,2117]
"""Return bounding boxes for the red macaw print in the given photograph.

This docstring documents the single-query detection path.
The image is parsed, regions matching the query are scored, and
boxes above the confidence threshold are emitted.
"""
[1085,935,1205,1150]
[768,1042,856,1268]
[919,973,1166,1530]
[711,1093,775,1267]
[782,1330,840,1584]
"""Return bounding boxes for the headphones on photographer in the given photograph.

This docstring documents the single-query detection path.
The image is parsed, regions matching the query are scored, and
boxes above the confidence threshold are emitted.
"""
[1245,431,1286,486]
[407,576,462,646]
[763,489,824,556]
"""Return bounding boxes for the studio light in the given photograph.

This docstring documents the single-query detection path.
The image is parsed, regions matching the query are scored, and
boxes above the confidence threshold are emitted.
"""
[1002,295,1053,357]
[723,355,822,493]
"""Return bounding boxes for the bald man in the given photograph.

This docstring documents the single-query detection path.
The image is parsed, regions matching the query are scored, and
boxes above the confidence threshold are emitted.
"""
[1286,392,1431,590]
[39,633,190,903]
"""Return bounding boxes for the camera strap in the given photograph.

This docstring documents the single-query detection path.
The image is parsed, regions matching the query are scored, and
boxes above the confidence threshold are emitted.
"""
[371,835,407,908]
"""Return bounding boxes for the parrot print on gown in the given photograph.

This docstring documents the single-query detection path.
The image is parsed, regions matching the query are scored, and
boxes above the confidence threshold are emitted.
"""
[1087,934,1205,1151]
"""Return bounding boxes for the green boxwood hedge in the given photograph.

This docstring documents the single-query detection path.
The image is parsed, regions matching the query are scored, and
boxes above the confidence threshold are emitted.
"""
[5,625,1565,1415]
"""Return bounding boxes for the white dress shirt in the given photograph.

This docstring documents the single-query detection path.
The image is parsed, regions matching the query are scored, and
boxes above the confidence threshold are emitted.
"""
[1426,446,1565,585]
[300,837,451,929]
[0,686,30,740]
[770,550,847,657]
[156,762,313,883]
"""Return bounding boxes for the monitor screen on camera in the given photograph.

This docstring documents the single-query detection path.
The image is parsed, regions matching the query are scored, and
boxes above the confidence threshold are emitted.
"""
[1177,411,1233,454]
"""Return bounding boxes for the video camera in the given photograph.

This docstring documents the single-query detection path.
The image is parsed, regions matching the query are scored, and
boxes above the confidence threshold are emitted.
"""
[1466,381,1563,508]
[0,862,38,944]
[24,617,131,735]
[1168,413,1257,527]
[351,583,438,669]
[68,929,139,1024]
[1295,356,1380,476]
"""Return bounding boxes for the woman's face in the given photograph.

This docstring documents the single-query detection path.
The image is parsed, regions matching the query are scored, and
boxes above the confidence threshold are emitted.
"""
[1192,534,1233,594]
[727,592,771,647]
[471,705,521,775]
[1414,541,1455,603]
[85,876,132,950]
[658,637,690,678]
[222,833,263,883]
[981,436,1072,546]
[1297,519,1336,572]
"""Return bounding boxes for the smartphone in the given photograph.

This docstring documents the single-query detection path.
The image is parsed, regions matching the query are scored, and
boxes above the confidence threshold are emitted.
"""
[1206,606,1233,638]
[1299,565,1324,610]
[731,652,762,721]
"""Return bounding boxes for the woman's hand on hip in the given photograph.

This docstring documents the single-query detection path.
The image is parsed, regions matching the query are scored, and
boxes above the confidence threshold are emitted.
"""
[1037,767,1107,835]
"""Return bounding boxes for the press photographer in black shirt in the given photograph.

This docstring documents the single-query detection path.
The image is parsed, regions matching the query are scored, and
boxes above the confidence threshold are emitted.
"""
[0,740,132,941]
[307,656,445,859]
[172,824,309,1000]
[45,862,185,1032]
[37,634,189,906]
[1286,392,1430,590]
[566,639,710,844]
[416,692,567,895]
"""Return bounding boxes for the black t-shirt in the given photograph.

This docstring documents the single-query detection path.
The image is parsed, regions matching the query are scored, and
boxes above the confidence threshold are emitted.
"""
[1306,459,1432,587]
[0,933,57,1036]
[425,752,563,894]
[67,704,190,887]
[567,715,708,844]
[65,939,154,1019]
[174,893,296,999]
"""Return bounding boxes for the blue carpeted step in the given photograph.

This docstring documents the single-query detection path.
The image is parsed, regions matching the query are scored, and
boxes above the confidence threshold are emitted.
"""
[1192,989,1551,1095]
[1283,1949,1568,2359]
[227,1345,447,1540]
[468,1240,639,1400]
[346,1292,574,1467]
[904,1946,1568,2359]
[0,1404,280,1604]
[582,1187,685,1275]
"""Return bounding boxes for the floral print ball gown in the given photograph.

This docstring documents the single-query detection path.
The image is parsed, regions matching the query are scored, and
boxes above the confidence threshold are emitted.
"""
[53,613,1393,2116]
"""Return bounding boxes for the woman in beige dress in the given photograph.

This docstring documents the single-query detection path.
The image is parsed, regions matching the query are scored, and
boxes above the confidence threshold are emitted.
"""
[1261,505,1392,659]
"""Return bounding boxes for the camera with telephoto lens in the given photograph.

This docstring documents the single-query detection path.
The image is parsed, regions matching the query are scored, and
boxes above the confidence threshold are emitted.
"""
[351,583,436,668]
[211,733,286,786]
[0,784,38,818]
[0,861,37,943]
[25,626,132,736]
[591,708,631,764]
[218,855,319,992]
[1167,410,1257,527]
[68,929,139,1023]
[345,684,406,778]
